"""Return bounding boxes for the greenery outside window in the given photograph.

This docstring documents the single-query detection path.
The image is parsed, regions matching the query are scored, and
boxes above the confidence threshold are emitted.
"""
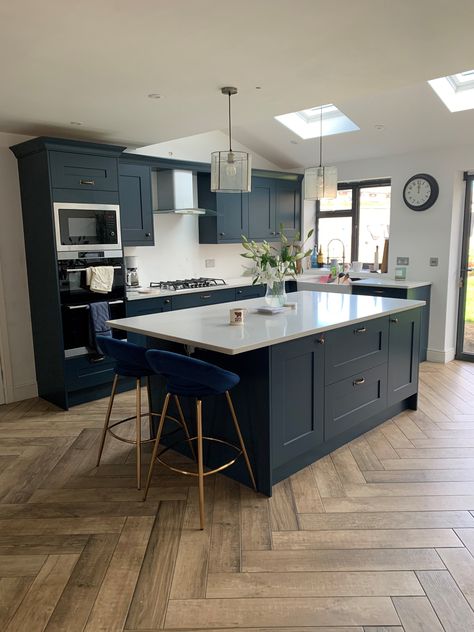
[316,179,391,266]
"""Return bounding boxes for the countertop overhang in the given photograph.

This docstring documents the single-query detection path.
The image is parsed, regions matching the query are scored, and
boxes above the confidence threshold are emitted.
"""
[109,290,425,356]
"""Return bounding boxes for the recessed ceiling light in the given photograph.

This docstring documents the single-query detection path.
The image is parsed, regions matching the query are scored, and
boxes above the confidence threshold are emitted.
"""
[70,121,84,126]
[275,104,359,139]
[290,140,298,144]
[255,86,262,90]
[147,93,161,99]
[374,124,385,130]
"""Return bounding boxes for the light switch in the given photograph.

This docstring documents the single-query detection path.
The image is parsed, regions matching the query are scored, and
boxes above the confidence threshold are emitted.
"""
[429,257,439,267]
[205,259,215,268]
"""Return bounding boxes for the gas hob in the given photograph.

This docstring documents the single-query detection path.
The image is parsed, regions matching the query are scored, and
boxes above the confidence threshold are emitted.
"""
[149,277,227,291]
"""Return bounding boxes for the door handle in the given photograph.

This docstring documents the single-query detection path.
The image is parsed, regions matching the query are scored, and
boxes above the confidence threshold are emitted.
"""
[390,317,399,324]
[353,377,365,386]
[79,179,95,186]
[354,327,367,334]
[201,294,212,299]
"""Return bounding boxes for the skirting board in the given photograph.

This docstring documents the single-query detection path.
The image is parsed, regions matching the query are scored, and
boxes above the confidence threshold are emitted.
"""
[426,347,456,363]
[11,381,38,403]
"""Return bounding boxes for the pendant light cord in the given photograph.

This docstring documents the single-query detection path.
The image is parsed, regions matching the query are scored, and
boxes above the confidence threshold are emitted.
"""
[319,105,323,168]
[228,92,233,152]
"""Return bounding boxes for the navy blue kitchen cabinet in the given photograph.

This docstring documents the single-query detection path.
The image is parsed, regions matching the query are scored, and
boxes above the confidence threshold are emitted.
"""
[275,178,301,239]
[198,173,249,243]
[126,296,172,346]
[387,308,421,406]
[119,163,154,246]
[49,151,119,192]
[172,288,236,311]
[235,284,265,299]
[271,334,325,469]
[352,284,430,361]
[248,176,276,240]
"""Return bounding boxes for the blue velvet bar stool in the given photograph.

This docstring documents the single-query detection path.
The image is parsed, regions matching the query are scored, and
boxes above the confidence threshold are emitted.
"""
[143,349,257,529]
[95,336,194,490]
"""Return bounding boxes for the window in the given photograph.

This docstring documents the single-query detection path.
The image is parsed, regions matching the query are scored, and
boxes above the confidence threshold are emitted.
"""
[274,103,359,139]
[316,180,391,267]
[428,69,474,112]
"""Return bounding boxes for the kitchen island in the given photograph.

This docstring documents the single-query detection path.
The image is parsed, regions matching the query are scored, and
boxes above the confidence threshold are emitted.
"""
[108,291,424,496]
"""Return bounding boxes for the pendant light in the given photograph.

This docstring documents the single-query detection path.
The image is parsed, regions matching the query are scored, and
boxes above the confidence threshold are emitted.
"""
[211,87,251,193]
[304,105,337,200]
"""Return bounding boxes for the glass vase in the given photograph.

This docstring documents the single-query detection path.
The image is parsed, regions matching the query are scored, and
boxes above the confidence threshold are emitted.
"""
[265,280,287,307]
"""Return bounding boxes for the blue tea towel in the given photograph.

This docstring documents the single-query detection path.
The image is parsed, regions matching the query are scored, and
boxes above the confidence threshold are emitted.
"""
[89,301,112,355]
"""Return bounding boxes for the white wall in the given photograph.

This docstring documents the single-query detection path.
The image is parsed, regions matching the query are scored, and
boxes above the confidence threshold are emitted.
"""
[0,132,37,402]
[124,130,285,282]
[333,146,469,362]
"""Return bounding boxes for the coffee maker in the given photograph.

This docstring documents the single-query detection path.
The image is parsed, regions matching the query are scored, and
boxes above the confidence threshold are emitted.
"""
[125,256,140,288]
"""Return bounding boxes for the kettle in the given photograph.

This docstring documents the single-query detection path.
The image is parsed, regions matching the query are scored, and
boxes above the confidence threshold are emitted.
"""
[126,268,140,287]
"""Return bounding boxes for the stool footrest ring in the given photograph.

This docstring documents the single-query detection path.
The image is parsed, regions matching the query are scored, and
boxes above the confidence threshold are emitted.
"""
[107,412,182,446]
[156,436,242,477]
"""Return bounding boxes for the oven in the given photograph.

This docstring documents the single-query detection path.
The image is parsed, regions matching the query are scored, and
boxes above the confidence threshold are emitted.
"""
[58,252,126,355]
[53,202,121,253]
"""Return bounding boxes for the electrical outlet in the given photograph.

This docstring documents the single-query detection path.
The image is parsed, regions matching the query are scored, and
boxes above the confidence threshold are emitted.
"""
[396,256,410,266]
[205,259,215,268]
[429,257,439,267]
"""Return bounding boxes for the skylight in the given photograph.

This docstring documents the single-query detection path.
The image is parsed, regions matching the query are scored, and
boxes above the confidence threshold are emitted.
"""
[274,104,359,139]
[428,70,474,112]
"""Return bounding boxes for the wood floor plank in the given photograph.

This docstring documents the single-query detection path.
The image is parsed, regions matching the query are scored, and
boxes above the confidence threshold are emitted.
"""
[242,548,445,572]
[323,495,474,512]
[83,515,155,632]
[0,577,33,629]
[298,510,474,531]
[240,486,271,551]
[5,554,79,632]
[311,454,346,498]
[364,428,399,461]
[28,486,186,503]
[416,569,474,632]
[363,468,474,482]
[0,534,89,556]
[349,437,384,471]
[436,547,474,610]
[269,479,298,531]
[0,500,160,519]
[164,596,400,629]
[290,465,324,513]
[0,516,126,536]
[393,414,427,439]
[0,554,47,577]
[380,423,414,449]
[272,528,461,550]
[397,447,474,458]
[209,477,241,573]
[454,528,474,555]
[206,570,423,598]
[391,596,444,631]
[331,446,366,485]
[381,457,474,469]
[126,501,185,630]
[44,533,119,632]
[343,481,474,496]
[169,529,210,600]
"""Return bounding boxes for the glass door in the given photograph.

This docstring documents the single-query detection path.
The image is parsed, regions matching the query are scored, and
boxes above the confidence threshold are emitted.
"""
[456,175,474,360]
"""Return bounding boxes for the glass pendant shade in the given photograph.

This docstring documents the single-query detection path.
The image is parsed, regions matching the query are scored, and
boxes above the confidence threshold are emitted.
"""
[304,165,337,200]
[211,150,252,193]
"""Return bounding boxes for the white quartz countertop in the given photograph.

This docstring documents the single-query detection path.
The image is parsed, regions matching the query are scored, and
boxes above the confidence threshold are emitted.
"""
[350,278,431,289]
[109,290,425,356]
[126,277,260,300]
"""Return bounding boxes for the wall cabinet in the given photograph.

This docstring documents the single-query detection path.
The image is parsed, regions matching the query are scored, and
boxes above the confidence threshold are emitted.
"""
[119,163,154,246]
[198,172,302,244]
[351,284,430,361]
[49,151,119,192]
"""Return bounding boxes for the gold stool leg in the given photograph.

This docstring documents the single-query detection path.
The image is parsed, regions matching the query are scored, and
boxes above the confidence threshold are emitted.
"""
[135,378,142,490]
[174,395,196,460]
[143,392,171,501]
[96,374,119,467]
[225,390,257,491]
[196,398,205,530]
[146,376,153,439]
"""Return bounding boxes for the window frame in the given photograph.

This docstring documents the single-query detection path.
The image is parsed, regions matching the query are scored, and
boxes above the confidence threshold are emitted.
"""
[316,178,391,264]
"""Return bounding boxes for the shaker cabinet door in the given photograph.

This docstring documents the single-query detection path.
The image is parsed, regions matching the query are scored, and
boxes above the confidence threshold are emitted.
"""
[387,309,421,406]
[119,163,154,246]
[275,178,301,238]
[248,177,276,240]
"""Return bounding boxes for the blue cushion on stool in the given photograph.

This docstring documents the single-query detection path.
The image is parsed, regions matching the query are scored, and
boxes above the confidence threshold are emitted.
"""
[96,336,154,378]
[145,349,240,397]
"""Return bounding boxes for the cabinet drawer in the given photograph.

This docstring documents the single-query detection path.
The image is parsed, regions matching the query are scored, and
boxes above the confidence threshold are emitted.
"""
[325,316,388,384]
[324,364,387,440]
[352,285,406,299]
[126,297,172,317]
[172,288,236,310]
[65,355,116,392]
[235,285,265,300]
[50,152,118,191]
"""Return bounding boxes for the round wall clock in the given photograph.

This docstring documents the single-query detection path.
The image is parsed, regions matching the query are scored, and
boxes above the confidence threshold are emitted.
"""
[403,173,439,211]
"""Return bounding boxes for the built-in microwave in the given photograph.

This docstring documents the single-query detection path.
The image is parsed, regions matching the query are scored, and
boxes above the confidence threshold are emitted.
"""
[53,202,122,253]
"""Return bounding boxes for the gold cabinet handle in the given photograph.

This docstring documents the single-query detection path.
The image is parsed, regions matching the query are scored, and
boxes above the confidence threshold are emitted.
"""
[390,317,399,324]
[354,327,367,334]
[80,178,95,185]
[353,377,365,386]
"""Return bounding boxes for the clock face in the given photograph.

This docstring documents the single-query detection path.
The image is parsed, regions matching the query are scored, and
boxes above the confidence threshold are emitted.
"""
[403,173,439,211]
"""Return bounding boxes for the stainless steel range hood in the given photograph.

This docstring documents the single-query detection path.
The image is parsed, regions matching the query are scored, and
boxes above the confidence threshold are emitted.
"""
[153,170,214,215]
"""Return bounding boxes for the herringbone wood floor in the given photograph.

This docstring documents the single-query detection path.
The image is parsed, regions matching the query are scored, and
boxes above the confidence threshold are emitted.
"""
[1,361,474,631]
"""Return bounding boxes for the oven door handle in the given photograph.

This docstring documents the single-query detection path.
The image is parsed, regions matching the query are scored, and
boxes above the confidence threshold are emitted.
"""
[66,299,124,310]
[65,266,122,273]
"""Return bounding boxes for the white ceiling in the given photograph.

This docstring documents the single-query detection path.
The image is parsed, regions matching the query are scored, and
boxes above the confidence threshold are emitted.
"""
[2,0,474,167]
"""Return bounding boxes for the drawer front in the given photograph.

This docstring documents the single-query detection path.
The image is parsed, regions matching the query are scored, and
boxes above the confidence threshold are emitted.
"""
[235,285,265,300]
[65,355,116,392]
[352,285,407,299]
[172,288,236,310]
[325,316,389,384]
[126,297,172,317]
[50,151,118,191]
[324,364,387,440]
